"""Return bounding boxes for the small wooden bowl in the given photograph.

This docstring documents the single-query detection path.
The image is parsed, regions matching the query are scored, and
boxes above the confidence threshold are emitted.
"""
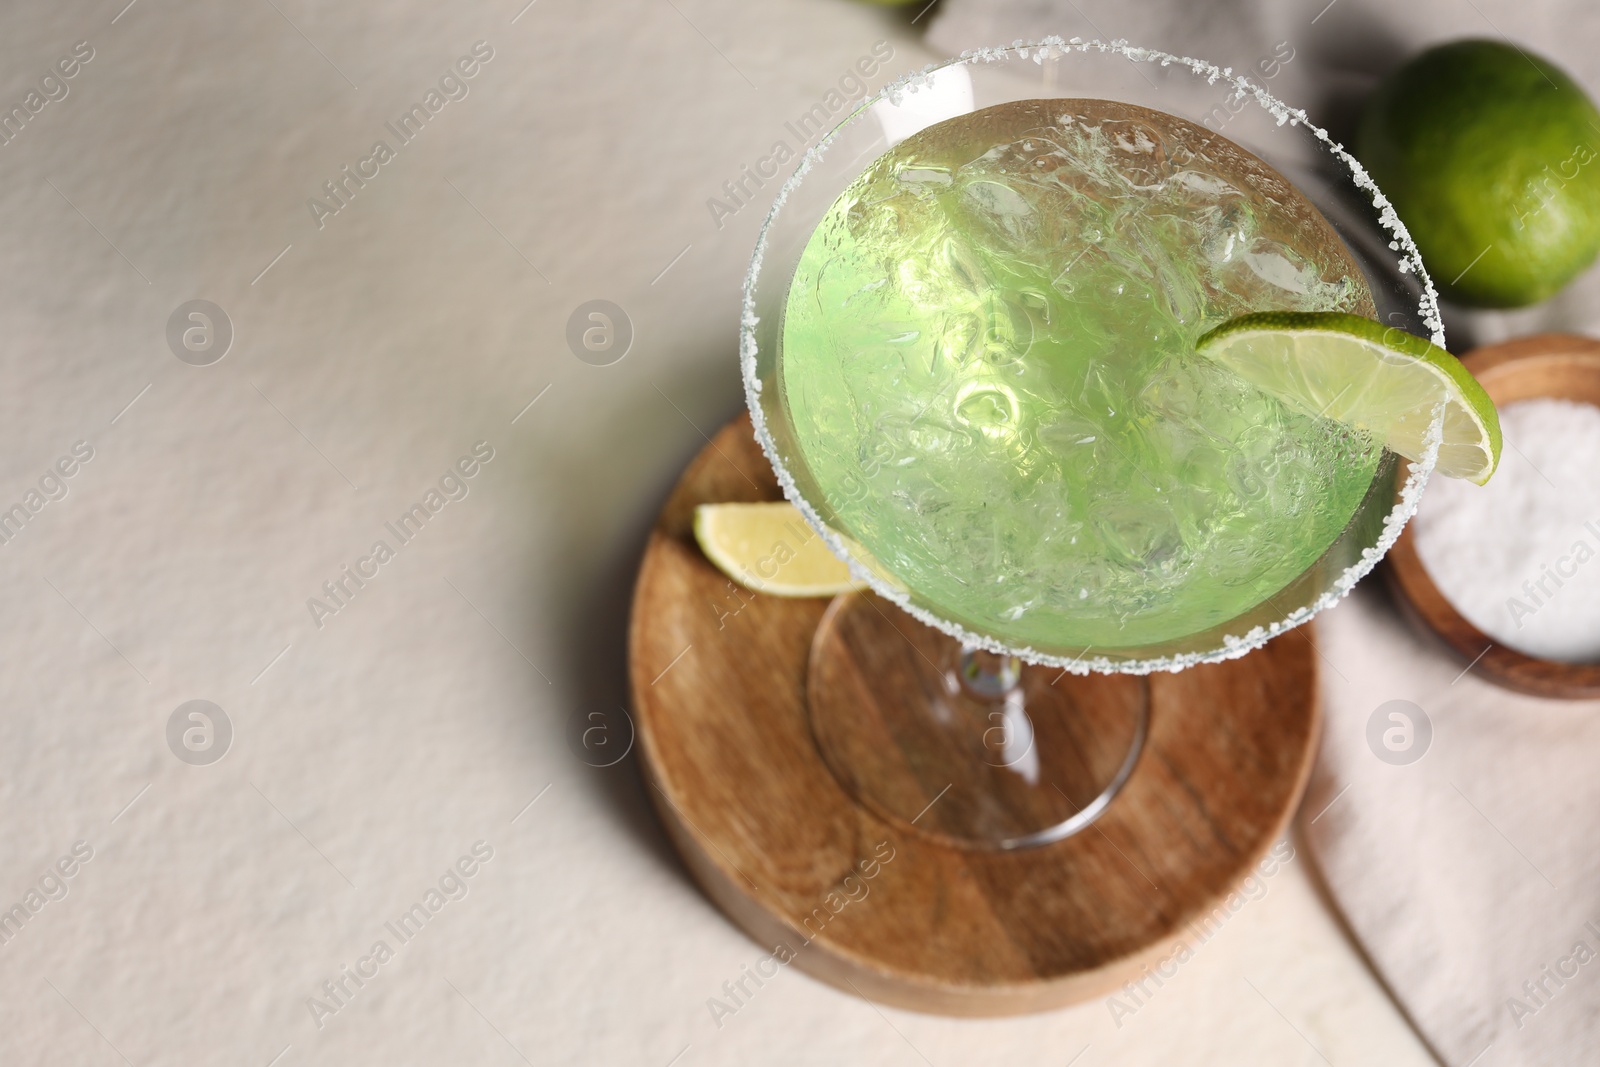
[1386,333,1600,699]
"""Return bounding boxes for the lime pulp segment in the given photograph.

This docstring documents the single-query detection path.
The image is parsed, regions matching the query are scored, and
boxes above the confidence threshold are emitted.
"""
[1195,311,1500,484]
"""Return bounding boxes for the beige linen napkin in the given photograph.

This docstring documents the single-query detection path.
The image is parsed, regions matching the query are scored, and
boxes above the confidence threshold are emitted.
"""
[1297,584,1600,1067]
[923,4,1600,1063]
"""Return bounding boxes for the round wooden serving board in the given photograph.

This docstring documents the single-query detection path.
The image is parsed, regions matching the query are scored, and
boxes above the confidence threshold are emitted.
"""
[628,414,1322,1015]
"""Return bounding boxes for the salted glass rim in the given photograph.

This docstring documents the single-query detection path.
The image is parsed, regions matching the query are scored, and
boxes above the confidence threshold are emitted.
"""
[739,37,1447,675]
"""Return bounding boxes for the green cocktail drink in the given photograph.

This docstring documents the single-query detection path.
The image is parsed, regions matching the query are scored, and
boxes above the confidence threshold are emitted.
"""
[780,98,1383,651]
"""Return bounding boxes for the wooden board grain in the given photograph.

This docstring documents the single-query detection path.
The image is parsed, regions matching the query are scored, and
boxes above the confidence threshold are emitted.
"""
[628,414,1322,1015]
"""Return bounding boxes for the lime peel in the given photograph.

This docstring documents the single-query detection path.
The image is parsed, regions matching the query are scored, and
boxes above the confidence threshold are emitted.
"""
[1195,311,1501,484]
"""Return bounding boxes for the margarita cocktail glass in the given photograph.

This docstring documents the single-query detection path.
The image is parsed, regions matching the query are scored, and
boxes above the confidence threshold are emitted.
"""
[742,41,1443,848]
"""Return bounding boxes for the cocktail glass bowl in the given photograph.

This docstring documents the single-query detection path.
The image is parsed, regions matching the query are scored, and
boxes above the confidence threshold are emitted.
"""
[741,40,1442,848]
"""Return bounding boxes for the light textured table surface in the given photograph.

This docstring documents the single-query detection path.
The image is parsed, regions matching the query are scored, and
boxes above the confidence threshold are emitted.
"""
[0,1,1440,1063]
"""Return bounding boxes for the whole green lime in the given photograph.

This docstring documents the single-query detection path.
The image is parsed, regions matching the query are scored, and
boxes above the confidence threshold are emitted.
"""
[1358,39,1600,308]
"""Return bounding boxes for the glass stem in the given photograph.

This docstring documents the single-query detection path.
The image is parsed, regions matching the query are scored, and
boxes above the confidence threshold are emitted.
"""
[956,648,1022,700]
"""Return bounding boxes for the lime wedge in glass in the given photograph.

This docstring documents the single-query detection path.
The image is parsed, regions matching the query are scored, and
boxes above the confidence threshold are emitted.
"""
[1195,311,1501,484]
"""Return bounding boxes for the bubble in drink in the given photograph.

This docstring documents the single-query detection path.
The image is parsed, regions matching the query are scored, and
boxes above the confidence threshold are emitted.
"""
[780,99,1383,651]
